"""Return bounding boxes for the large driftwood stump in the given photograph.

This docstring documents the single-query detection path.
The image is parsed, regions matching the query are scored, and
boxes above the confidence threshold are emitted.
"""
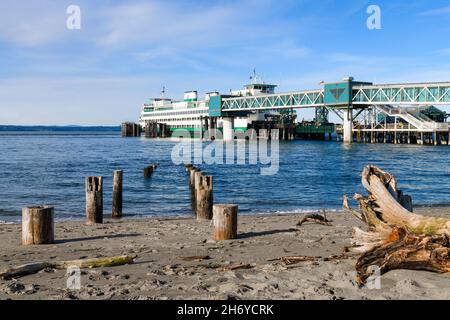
[213,204,238,240]
[344,165,450,285]
[22,206,54,245]
[86,176,103,225]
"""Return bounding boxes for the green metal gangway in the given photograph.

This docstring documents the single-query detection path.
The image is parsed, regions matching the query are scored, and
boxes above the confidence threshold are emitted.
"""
[208,78,450,116]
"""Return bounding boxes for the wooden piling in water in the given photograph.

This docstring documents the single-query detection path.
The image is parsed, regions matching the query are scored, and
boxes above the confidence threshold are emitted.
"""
[144,164,159,178]
[144,166,154,178]
[192,171,204,212]
[212,204,238,240]
[85,176,103,225]
[112,170,123,219]
[194,170,203,197]
[196,175,213,220]
[187,167,198,211]
[22,206,54,245]
[189,167,198,190]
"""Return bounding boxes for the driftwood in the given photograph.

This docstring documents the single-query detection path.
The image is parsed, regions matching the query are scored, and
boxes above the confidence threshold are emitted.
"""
[0,255,137,280]
[218,263,253,271]
[177,255,211,262]
[344,165,450,285]
[297,212,332,227]
[278,256,318,265]
[270,253,350,266]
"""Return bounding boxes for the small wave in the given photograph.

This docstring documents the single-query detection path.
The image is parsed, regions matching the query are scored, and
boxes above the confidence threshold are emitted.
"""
[413,203,450,208]
[248,208,344,216]
[0,220,16,225]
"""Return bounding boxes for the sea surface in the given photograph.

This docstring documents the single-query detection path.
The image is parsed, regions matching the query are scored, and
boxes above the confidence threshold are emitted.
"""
[1,131,449,222]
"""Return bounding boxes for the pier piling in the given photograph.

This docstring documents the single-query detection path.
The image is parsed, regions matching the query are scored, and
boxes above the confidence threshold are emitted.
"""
[112,170,123,219]
[193,171,203,208]
[144,166,154,178]
[187,167,198,211]
[85,176,103,225]
[212,204,238,240]
[121,122,141,137]
[196,175,213,220]
[22,206,54,245]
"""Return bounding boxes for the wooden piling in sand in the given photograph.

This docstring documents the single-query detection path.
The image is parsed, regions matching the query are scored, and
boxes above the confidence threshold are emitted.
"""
[112,170,123,219]
[85,176,103,225]
[22,206,54,245]
[213,204,238,240]
[196,175,213,220]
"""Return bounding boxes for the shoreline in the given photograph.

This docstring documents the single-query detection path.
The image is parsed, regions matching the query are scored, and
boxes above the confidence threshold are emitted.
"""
[1,208,449,300]
[2,205,450,224]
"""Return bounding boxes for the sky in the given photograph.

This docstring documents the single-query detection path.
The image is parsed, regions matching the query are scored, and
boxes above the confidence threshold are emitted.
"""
[0,0,450,125]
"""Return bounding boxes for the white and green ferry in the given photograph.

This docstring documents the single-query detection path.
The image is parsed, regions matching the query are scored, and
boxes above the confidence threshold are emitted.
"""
[138,75,279,133]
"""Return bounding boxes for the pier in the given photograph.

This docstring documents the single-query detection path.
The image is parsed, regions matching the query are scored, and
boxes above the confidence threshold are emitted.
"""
[211,77,450,144]
[129,77,450,145]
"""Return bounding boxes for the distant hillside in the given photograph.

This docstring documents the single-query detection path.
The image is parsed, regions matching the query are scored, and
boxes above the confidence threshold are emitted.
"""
[0,125,120,132]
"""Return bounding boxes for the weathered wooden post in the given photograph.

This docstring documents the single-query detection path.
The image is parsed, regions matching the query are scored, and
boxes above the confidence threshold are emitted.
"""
[22,206,54,245]
[213,204,238,240]
[191,170,199,210]
[189,168,198,193]
[112,170,123,219]
[193,171,203,209]
[194,171,203,192]
[189,167,197,189]
[144,166,154,178]
[86,176,103,225]
[196,176,213,220]
[187,167,197,211]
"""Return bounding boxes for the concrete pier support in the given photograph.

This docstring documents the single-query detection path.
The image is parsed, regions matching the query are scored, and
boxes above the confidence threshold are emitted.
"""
[433,132,438,146]
[222,117,234,141]
[343,108,353,144]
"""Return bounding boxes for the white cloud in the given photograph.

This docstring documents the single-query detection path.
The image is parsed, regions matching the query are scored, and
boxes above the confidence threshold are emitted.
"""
[434,48,450,55]
[0,76,156,125]
[0,0,71,47]
[420,6,450,16]
[93,0,277,49]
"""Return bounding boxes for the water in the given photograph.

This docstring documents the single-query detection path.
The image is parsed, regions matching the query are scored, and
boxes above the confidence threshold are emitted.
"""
[0,131,449,222]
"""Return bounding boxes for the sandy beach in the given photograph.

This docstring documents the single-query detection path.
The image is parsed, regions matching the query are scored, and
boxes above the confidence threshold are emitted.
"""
[1,208,449,300]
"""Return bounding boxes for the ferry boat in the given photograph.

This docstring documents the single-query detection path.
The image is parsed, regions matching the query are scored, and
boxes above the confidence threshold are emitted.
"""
[138,72,280,133]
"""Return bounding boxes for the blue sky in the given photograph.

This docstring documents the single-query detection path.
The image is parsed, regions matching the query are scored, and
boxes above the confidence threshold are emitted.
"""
[1,0,450,125]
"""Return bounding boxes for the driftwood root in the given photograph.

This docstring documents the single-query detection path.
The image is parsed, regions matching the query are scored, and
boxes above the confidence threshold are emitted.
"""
[344,165,450,284]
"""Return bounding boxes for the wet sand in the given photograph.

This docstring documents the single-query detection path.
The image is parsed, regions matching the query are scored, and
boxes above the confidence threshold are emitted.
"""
[0,208,449,300]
